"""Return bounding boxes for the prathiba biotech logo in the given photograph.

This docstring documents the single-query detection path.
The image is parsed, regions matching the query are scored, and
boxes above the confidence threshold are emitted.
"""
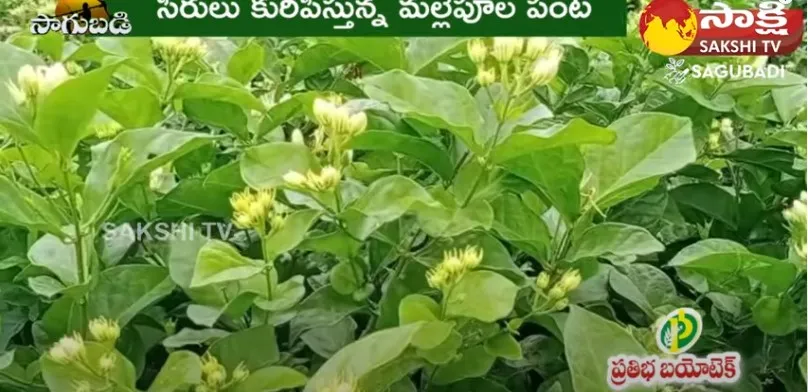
[607,307,741,390]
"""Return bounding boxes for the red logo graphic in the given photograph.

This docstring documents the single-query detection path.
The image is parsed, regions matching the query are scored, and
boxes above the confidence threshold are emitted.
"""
[639,0,803,56]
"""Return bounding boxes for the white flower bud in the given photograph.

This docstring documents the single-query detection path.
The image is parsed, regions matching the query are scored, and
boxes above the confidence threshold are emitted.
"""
[491,37,523,63]
[99,353,117,373]
[524,37,550,59]
[313,98,337,128]
[476,67,496,86]
[283,171,307,187]
[548,286,565,300]
[290,128,305,144]
[17,65,40,98]
[319,166,341,190]
[467,39,488,64]
[39,63,69,95]
[535,271,550,289]
[348,111,367,135]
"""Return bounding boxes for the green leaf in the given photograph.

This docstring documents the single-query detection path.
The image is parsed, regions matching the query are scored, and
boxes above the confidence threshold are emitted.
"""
[752,296,800,336]
[157,161,246,219]
[650,70,734,112]
[27,233,78,285]
[417,330,462,365]
[289,44,362,84]
[231,366,308,392]
[405,38,468,75]
[147,351,202,392]
[399,294,441,324]
[674,184,739,230]
[563,306,651,392]
[227,41,265,85]
[669,239,798,295]
[722,148,803,177]
[183,99,248,139]
[490,194,552,261]
[800,352,807,382]
[567,223,664,263]
[34,61,121,158]
[341,175,441,240]
[190,240,264,288]
[445,271,518,322]
[290,286,364,341]
[162,328,229,348]
[257,91,319,138]
[87,265,176,326]
[81,128,216,221]
[304,323,426,392]
[187,291,258,327]
[772,84,807,123]
[100,87,163,129]
[361,70,484,154]
[492,118,616,163]
[96,37,155,63]
[240,142,320,189]
[262,209,321,260]
[583,113,696,209]
[717,70,806,95]
[608,268,655,319]
[348,130,454,181]
[27,276,66,299]
[484,333,523,360]
[256,275,306,312]
[323,38,407,71]
[207,324,280,372]
[41,343,136,391]
[174,78,265,112]
[0,176,65,235]
[432,345,496,385]
[502,147,584,222]
[300,316,357,359]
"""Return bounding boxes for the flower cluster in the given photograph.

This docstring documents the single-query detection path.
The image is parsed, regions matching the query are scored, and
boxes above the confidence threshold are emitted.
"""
[534,269,581,311]
[310,96,367,166]
[229,187,287,232]
[6,63,70,107]
[467,37,564,92]
[152,37,208,64]
[283,166,341,193]
[89,317,121,344]
[426,246,484,291]
[48,333,86,364]
[195,354,249,391]
[783,191,807,260]
[48,317,121,366]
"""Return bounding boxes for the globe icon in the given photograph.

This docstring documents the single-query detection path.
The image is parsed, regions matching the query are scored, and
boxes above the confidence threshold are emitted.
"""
[639,0,699,56]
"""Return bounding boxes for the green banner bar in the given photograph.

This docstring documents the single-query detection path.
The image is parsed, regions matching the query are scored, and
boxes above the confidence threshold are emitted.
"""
[96,0,627,36]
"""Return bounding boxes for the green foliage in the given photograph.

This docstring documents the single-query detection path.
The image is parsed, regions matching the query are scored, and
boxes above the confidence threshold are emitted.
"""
[0,33,805,392]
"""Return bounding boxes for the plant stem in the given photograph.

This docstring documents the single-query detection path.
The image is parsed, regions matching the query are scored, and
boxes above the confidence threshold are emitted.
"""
[62,167,86,284]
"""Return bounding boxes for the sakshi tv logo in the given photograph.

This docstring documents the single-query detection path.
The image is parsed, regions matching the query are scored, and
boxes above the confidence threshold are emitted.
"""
[638,0,804,56]
[607,308,742,390]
